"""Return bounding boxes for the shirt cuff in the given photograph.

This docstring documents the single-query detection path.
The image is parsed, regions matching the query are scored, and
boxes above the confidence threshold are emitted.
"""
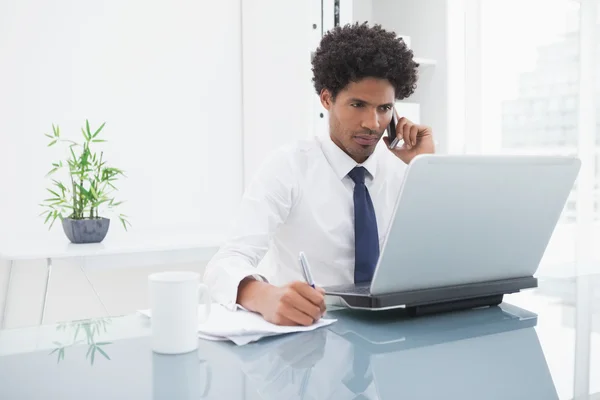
[231,274,269,312]
[223,272,269,312]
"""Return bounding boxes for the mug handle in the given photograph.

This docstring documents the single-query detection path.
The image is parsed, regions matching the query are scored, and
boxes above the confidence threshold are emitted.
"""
[198,284,211,322]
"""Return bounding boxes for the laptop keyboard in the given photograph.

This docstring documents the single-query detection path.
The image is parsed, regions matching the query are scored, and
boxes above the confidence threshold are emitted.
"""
[327,283,371,295]
[353,285,372,294]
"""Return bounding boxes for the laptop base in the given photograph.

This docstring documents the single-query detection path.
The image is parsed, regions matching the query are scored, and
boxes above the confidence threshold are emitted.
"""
[406,294,504,317]
[324,276,537,314]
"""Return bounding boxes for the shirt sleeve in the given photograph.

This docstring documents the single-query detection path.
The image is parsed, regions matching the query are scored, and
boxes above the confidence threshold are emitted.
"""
[203,147,297,310]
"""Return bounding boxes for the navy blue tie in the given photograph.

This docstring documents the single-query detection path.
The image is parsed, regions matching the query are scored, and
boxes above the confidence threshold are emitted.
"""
[348,167,379,283]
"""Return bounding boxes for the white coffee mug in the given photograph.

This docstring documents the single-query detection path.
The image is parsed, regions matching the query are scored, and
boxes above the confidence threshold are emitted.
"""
[148,271,211,354]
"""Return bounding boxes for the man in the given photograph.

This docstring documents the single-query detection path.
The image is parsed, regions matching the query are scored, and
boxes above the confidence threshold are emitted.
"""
[204,22,435,326]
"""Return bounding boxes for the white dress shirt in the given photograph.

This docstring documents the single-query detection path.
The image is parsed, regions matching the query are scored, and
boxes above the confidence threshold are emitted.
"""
[204,135,407,309]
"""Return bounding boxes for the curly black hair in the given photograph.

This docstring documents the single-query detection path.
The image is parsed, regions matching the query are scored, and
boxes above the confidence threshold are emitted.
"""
[311,22,418,101]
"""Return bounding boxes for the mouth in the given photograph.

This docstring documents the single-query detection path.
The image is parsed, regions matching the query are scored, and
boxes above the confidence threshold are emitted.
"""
[353,135,379,146]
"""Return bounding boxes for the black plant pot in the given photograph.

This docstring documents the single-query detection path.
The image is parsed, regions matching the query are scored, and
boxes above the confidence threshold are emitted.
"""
[62,217,110,244]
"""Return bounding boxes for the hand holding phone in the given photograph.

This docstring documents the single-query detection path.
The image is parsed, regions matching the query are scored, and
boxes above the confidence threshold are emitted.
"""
[384,106,436,164]
[386,107,401,149]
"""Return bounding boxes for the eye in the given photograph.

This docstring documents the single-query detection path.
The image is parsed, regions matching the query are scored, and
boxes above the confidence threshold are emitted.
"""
[380,105,393,112]
[350,103,364,108]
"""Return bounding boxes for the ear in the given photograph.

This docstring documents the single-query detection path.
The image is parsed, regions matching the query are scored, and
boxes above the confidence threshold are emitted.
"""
[319,89,333,111]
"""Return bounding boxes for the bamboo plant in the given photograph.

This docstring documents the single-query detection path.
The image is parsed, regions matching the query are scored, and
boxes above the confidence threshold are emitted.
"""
[40,120,130,230]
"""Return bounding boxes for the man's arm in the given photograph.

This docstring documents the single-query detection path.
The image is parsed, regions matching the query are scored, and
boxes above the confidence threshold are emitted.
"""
[203,148,325,325]
[203,148,294,308]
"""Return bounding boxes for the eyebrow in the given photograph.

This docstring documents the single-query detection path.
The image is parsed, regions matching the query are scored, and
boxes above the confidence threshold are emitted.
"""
[348,98,394,108]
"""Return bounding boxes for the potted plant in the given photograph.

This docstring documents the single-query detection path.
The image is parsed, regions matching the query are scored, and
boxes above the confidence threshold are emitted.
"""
[40,120,130,243]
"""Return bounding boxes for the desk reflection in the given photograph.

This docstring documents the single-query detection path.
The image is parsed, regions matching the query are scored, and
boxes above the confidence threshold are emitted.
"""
[152,350,211,400]
[200,304,559,400]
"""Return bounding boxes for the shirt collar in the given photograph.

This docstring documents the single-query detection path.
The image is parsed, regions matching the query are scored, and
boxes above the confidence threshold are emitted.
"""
[320,135,379,180]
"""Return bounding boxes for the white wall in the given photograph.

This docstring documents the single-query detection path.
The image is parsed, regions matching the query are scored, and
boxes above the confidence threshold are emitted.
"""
[0,0,329,329]
[0,0,244,240]
[352,0,374,24]
[0,0,243,328]
[241,0,316,186]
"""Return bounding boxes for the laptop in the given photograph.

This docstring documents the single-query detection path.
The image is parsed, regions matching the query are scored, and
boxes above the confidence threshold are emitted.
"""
[324,154,581,312]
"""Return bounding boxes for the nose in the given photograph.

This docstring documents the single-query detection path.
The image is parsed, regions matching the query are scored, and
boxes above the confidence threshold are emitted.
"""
[361,110,380,132]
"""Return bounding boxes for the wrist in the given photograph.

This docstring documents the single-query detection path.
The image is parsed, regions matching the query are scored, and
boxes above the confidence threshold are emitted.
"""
[237,277,271,313]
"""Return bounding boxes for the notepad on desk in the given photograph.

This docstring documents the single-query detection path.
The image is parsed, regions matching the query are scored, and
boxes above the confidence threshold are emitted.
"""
[138,304,336,346]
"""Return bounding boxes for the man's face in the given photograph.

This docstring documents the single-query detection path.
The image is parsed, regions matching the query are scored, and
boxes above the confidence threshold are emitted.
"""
[321,78,395,163]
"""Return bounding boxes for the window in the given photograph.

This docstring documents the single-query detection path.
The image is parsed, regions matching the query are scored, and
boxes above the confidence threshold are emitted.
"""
[565,96,577,110]
[464,0,600,277]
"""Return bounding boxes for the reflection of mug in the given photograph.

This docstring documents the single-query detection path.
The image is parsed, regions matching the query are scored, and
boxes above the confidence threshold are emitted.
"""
[148,271,211,354]
[152,350,211,400]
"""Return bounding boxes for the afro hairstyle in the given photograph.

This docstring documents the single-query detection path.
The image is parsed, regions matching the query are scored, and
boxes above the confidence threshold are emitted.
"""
[311,22,418,101]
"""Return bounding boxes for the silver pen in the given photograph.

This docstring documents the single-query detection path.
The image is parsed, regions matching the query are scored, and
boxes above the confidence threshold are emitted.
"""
[298,251,316,288]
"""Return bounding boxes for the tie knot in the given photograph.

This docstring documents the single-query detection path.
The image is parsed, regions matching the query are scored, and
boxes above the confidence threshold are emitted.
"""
[348,167,366,184]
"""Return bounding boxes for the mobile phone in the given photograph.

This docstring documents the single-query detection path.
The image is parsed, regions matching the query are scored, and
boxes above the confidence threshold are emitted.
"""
[387,108,400,149]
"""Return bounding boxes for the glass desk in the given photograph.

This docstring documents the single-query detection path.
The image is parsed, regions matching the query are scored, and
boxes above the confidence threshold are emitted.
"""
[0,274,598,399]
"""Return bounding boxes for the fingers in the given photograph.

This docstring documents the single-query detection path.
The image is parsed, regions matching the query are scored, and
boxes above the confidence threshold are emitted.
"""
[291,282,327,318]
[316,287,327,314]
[271,312,301,327]
[292,281,325,307]
[396,117,421,149]
[282,305,315,326]
[403,121,412,147]
[396,117,408,143]
[282,288,322,322]
[396,117,413,149]
[266,282,327,327]
[409,125,418,147]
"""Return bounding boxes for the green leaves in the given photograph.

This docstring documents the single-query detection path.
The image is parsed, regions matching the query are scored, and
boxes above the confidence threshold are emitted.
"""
[46,161,63,176]
[119,214,131,230]
[50,318,113,365]
[95,346,111,361]
[92,121,105,138]
[86,342,112,364]
[49,345,66,363]
[84,119,91,140]
[41,120,130,230]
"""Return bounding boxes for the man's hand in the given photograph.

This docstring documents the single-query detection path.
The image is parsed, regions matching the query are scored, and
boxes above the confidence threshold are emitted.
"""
[237,278,326,326]
[382,113,435,164]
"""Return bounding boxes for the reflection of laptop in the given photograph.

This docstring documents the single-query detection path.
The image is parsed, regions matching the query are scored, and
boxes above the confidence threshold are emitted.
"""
[329,304,557,399]
[325,154,581,312]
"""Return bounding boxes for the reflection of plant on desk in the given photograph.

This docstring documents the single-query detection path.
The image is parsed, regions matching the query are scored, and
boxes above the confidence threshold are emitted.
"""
[49,317,112,365]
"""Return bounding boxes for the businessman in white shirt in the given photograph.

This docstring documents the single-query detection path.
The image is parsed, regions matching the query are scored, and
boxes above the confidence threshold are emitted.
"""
[204,22,435,326]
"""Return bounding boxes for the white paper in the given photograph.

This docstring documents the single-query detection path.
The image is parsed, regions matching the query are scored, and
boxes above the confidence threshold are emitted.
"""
[139,304,336,346]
